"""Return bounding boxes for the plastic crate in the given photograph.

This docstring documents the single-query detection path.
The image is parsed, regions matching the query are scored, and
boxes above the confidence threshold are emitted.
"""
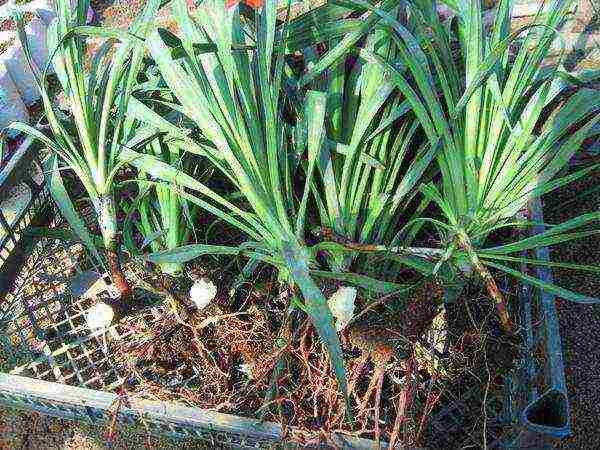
[0,145,569,449]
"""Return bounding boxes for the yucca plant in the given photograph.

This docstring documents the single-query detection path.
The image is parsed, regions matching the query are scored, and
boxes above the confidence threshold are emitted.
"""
[7,0,160,298]
[303,27,437,274]
[120,0,392,401]
[355,0,600,330]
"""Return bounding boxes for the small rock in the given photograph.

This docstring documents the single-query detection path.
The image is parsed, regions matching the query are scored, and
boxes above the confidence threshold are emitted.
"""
[85,302,114,331]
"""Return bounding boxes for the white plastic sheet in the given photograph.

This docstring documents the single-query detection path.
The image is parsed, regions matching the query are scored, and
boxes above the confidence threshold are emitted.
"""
[25,16,50,70]
[0,62,29,137]
[1,14,53,104]
[3,40,39,105]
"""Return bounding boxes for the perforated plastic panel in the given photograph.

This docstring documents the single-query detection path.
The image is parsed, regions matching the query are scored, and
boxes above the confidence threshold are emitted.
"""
[0,140,563,449]
[0,137,49,283]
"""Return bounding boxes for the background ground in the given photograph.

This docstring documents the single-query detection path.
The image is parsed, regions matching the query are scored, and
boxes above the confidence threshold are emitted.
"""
[0,408,213,449]
[545,171,600,450]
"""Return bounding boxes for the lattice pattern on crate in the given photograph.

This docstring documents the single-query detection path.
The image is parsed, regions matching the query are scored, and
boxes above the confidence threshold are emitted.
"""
[0,154,48,268]
[1,232,191,397]
[425,373,513,448]
[411,275,536,449]
[0,238,527,449]
[1,233,86,371]
[0,204,555,449]
[0,377,302,449]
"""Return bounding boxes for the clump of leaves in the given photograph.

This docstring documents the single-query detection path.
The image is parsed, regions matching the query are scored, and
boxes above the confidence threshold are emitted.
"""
[121,0,399,403]
[362,0,600,329]
[122,133,201,276]
[300,27,437,276]
[7,0,160,297]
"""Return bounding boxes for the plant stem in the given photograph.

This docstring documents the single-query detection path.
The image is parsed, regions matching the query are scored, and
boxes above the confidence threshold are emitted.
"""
[106,239,131,299]
[94,194,131,299]
[457,230,513,333]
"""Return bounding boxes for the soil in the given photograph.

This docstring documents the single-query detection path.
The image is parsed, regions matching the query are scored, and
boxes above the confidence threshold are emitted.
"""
[543,169,600,449]
[0,36,14,53]
[90,0,116,17]
[98,0,196,32]
[0,408,212,449]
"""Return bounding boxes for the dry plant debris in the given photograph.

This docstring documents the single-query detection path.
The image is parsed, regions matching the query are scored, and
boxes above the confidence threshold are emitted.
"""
[69,270,519,447]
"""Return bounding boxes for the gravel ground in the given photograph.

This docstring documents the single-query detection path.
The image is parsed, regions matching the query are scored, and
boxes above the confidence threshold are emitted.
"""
[0,407,215,449]
[543,170,600,450]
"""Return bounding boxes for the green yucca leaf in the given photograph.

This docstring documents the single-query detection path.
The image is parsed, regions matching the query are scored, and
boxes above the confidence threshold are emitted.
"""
[143,244,240,265]
[478,253,600,273]
[45,155,102,267]
[296,91,327,239]
[282,242,350,412]
[483,212,600,254]
[118,152,267,242]
[124,134,202,275]
[360,0,600,328]
[311,270,410,295]
[486,260,600,304]
[299,0,402,86]
[301,25,437,278]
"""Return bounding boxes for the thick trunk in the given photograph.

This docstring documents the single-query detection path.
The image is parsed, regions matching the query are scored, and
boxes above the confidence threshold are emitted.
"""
[457,231,513,333]
[94,194,131,299]
[106,241,131,299]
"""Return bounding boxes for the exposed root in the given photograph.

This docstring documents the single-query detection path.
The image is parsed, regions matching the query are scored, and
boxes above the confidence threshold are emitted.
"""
[456,231,513,333]
[97,273,518,446]
[389,355,417,449]
[106,244,131,300]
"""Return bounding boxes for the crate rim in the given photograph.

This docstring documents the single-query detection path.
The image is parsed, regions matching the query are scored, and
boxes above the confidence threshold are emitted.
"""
[0,372,404,449]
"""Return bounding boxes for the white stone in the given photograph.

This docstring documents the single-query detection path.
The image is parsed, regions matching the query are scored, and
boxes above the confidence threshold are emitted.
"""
[327,286,357,331]
[0,7,54,106]
[0,31,12,44]
[85,302,114,330]
[238,363,253,378]
[190,278,217,310]
[0,1,14,22]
